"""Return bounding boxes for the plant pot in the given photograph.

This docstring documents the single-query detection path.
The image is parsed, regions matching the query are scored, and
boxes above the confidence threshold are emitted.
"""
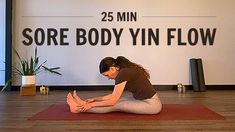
[20,85,36,96]
[22,75,36,86]
[21,75,36,96]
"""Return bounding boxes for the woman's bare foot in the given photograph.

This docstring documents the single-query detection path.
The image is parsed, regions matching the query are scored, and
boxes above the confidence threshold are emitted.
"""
[67,93,81,113]
[72,90,86,106]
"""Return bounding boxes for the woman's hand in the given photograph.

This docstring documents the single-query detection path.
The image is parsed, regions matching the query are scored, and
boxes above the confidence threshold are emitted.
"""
[85,98,95,103]
[79,103,93,112]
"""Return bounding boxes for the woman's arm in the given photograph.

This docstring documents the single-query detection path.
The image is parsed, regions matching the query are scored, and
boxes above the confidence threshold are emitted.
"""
[80,81,127,111]
[85,94,112,103]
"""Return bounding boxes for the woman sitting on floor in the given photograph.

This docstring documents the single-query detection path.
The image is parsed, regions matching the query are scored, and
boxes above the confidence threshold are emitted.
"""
[67,56,162,114]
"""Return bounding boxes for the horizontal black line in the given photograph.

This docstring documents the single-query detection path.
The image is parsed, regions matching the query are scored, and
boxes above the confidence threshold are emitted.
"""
[22,16,94,18]
[8,85,235,91]
[142,16,217,18]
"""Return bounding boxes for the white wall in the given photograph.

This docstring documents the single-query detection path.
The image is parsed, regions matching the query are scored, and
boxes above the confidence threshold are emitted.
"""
[13,0,235,86]
[0,0,6,85]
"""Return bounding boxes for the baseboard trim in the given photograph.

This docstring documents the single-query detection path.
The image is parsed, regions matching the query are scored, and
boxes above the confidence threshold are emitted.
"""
[1,85,234,91]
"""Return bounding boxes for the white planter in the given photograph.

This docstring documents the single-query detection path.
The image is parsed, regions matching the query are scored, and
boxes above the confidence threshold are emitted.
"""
[22,75,36,86]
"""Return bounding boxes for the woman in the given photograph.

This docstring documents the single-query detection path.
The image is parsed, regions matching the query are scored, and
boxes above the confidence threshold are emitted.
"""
[67,56,162,114]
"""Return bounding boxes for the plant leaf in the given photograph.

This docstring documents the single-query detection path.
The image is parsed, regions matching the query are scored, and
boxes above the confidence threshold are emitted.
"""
[34,57,39,69]
[42,66,62,75]
[30,57,34,74]
[50,71,62,75]
[13,48,22,62]
[13,48,26,74]
[1,80,11,92]
[22,61,26,75]
[34,47,38,61]
[12,66,23,75]
[35,60,47,74]
[25,61,29,75]
[47,67,61,70]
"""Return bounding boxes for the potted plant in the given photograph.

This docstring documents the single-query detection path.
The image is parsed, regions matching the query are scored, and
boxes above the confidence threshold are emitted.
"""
[1,47,62,94]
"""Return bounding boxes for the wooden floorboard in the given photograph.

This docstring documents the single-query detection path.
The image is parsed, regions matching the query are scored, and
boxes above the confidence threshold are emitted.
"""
[0,90,235,132]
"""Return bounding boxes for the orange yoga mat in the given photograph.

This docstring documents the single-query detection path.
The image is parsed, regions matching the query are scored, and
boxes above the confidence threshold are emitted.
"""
[29,104,225,121]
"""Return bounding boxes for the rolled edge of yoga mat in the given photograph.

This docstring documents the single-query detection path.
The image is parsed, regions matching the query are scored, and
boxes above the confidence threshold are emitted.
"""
[190,58,200,92]
[197,58,206,92]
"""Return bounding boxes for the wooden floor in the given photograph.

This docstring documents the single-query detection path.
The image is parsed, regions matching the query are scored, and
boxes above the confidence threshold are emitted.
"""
[0,90,235,132]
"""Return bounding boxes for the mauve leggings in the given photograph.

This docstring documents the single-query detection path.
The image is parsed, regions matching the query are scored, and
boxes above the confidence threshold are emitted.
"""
[87,93,162,114]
